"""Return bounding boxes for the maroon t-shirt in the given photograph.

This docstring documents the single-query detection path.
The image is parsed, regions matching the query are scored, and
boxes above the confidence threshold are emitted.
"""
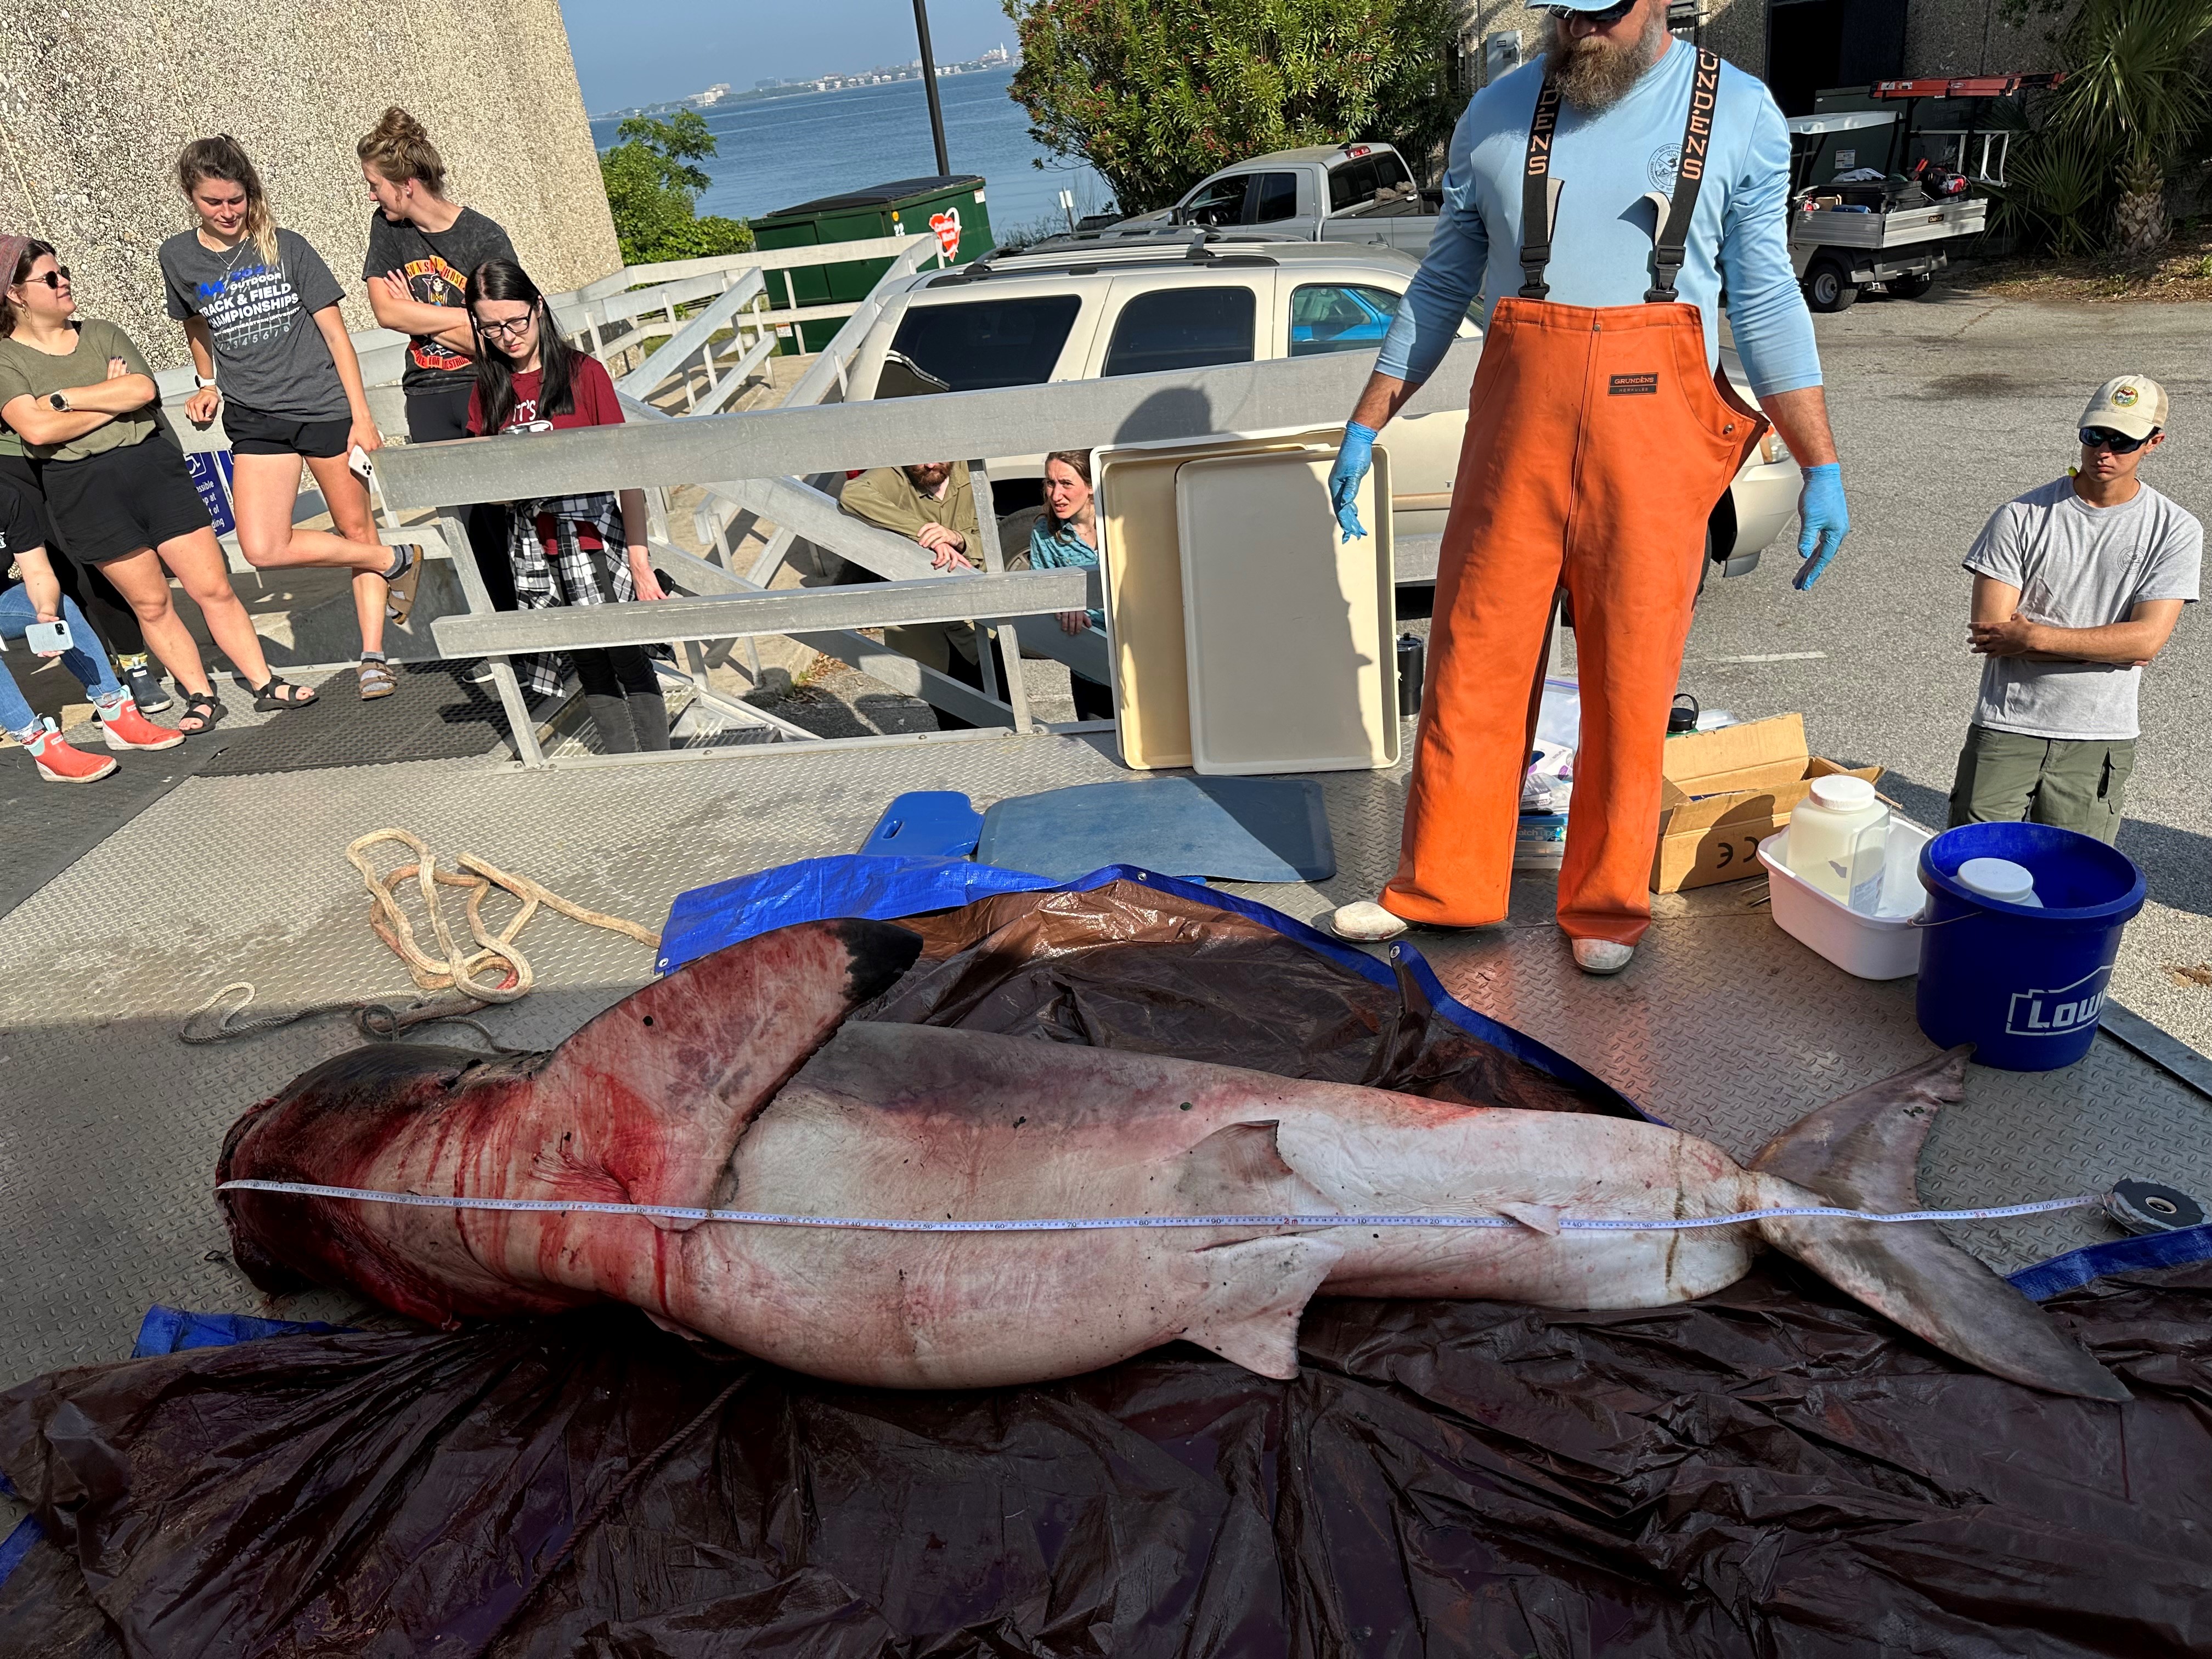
[467,354,625,555]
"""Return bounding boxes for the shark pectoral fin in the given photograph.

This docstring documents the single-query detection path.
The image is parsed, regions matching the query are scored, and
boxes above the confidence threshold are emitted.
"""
[1497,1202,1564,1237]
[1175,1121,1333,1218]
[1183,1235,1344,1380]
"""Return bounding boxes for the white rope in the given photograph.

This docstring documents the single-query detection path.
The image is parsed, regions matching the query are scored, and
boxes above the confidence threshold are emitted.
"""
[216,1180,2102,1234]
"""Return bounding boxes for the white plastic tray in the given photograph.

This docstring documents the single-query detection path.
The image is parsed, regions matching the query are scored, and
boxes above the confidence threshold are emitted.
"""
[1173,449,1397,775]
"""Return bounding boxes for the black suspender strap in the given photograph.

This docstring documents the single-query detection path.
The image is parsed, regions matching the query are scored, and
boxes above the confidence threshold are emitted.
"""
[1647,48,1722,303]
[1519,78,1565,299]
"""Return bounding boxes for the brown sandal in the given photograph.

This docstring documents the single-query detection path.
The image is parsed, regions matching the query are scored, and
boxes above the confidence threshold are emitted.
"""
[382,546,423,627]
[358,660,397,699]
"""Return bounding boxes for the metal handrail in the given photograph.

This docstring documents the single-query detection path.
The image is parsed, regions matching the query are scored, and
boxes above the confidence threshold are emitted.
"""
[614,268,770,406]
[372,343,1481,512]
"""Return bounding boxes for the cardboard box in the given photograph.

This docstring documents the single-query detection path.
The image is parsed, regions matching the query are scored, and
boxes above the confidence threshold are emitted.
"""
[1651,714,1882,893]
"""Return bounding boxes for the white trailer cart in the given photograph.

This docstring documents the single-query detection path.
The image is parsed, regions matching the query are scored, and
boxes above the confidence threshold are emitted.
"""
[1790,195,1987,313]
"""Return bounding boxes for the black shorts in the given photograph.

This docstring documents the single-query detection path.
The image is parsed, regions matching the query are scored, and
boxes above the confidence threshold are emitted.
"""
[404,386,475,444]
[224,403,351,459]
[41,436,212,563]
[0,452,57,550]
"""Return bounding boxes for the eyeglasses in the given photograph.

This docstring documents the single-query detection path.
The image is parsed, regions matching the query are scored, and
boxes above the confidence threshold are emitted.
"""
[1544,0,1638,24]
[2079,426,2152,454]
[21,267,70,290]
[475,311,537,339]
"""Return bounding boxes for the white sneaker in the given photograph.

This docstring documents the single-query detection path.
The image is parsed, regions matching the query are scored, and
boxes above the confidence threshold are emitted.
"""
[1329,901,1409,941]
[1571,938,1634,975]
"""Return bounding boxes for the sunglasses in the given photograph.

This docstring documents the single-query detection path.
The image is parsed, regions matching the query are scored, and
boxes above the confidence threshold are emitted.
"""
[19,267,70,290]
[475,311,537,339]
[2079,426,2152,454]
[1545,0,1638,22]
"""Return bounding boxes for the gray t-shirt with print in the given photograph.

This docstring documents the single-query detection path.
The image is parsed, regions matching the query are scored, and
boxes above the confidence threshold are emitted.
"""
[1964,475,2201,742]
[160,227,349,421]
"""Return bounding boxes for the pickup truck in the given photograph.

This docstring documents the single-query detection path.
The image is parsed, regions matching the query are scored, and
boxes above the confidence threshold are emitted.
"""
[1097,143,1444,257]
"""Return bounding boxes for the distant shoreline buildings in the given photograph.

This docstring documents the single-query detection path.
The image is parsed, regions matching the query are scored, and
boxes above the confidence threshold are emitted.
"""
[599,45,1015,122]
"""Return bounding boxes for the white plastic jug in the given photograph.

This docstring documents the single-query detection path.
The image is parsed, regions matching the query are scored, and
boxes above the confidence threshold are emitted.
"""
[1956,856,2044,909]
[1786,775,1889,912]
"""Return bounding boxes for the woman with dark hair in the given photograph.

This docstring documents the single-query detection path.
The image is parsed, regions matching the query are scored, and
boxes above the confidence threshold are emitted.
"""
[162,135,421,699]
[464,258,670,753]
[0,236,315,733]
[1028,449,1113,720]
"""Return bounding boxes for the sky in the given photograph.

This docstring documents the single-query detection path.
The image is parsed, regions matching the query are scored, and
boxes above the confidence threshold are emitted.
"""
[559,0,1021,113]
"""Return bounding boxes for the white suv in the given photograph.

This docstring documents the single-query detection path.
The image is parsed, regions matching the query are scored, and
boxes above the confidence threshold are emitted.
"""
[843,236,1798,577]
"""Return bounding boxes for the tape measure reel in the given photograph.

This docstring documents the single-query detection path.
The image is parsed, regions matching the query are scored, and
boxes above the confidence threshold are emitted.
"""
[2104,1180,2209,1236]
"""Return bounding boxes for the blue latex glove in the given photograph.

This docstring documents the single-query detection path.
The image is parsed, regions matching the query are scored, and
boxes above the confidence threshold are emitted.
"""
[1793,462,1849,590]
[1329,421,1378,540]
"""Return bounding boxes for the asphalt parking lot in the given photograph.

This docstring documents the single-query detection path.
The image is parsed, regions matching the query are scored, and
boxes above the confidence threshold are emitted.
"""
[1637,286,2212,1049]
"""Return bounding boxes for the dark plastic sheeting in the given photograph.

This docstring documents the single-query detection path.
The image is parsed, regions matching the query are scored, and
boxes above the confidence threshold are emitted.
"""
[4,879,2211,1657]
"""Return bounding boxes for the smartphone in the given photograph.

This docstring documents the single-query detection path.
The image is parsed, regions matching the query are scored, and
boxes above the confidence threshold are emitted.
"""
[504,419,555,436]
[25,619,72,655]
[347,445,374,481]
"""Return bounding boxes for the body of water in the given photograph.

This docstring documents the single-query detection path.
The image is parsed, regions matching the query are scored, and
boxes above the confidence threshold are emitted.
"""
[590,67,1116,244]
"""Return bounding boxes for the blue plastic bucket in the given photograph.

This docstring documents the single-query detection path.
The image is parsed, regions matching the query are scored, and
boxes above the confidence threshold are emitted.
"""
[1916,823,2145,1071]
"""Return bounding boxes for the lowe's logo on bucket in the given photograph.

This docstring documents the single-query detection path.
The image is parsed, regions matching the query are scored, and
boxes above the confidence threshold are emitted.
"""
[2005,967,2111,1037]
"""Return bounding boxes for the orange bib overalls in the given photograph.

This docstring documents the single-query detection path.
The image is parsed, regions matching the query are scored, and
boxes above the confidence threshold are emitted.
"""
[1384,49,1767,946]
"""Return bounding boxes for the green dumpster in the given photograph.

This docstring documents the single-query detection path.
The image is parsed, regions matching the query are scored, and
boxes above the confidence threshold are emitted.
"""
[749,176,992,354]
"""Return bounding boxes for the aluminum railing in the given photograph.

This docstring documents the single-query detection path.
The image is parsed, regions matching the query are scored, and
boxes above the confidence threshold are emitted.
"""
[374,342,1481,771]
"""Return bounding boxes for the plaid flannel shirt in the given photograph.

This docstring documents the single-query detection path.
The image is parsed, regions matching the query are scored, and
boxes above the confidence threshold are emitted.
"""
[503,492,634,699]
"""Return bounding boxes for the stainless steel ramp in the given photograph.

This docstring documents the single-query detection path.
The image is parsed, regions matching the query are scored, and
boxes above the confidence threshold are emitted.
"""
[0,731,2205,1396]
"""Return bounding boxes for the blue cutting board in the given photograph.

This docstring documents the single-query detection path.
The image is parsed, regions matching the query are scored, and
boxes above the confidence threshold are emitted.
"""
[975,777,1334,884]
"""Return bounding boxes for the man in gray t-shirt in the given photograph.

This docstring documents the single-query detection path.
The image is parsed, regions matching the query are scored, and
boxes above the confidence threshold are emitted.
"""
[1949,374,2200,844]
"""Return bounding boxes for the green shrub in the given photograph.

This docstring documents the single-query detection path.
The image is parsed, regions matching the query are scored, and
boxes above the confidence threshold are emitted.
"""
[600,110,755,267]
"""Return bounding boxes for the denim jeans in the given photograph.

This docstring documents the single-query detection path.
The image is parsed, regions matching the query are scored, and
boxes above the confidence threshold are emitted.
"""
[0,583,122,738]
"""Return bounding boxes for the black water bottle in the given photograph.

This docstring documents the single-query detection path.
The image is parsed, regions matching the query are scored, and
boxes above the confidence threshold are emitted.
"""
[1397,633,1425,717]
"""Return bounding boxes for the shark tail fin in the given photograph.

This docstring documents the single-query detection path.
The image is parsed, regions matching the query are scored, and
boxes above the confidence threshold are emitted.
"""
[1751,1046,2129,1402]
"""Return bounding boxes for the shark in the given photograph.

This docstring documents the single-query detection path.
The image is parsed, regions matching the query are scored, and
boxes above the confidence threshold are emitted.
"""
[217,918,2128,1401]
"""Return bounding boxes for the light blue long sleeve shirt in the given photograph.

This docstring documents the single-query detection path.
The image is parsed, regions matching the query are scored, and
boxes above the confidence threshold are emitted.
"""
[1377,41,1820,399]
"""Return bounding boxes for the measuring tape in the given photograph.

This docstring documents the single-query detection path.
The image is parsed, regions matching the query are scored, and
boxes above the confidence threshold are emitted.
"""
[216,1180,2104,1235]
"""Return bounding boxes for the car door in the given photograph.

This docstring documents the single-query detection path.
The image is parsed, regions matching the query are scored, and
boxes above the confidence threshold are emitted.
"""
[1281,276,1467,536]
[1090,274,1274,378]
[1244,170,1314,238]
[1177,174,1254,229]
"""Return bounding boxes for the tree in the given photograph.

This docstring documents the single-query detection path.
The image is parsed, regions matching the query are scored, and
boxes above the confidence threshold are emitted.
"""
[599,110,755,266]
[1003,0,1466,214]
[1990,0,2212,256]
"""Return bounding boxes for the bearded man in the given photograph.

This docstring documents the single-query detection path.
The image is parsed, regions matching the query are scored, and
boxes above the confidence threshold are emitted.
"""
[1326,0,1848,974]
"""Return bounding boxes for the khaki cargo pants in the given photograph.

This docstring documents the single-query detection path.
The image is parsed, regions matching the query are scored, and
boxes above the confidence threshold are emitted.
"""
[1947,725,2135,845]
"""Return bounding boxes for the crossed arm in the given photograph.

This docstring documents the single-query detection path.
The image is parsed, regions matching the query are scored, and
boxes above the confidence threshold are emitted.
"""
[1970,573,2184,668]
[366,273,477,357]
[1,357,159,447]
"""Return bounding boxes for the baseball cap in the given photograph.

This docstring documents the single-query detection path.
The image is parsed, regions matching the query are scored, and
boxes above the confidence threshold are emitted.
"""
[2081,374,2168,441]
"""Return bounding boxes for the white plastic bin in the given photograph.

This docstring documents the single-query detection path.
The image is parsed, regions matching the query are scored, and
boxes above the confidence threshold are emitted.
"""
[1757,817,1933,980]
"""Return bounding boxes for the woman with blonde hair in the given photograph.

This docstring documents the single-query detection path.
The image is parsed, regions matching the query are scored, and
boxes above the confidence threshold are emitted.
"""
[0,238,317,732]
[161,136,420,699]
[357,108,520,607]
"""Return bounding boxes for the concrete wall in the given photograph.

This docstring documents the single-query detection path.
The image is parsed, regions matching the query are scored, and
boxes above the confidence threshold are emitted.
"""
[0,0,620,371]
[1458,0,2062,93]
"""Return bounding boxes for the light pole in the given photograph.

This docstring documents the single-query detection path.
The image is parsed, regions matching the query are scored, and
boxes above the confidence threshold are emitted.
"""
[912,0,952,176]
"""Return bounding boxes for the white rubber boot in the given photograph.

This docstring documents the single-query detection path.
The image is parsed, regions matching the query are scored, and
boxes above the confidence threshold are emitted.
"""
[1571,938,1634,975]
[1328,901,1409,942]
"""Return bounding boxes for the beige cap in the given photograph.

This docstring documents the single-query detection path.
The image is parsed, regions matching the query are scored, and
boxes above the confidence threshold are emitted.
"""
[2081,374,2169,441]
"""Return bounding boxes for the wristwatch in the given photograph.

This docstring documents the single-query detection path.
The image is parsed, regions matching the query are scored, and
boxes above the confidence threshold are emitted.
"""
[46,391,67,411]
[194,375,218,390]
